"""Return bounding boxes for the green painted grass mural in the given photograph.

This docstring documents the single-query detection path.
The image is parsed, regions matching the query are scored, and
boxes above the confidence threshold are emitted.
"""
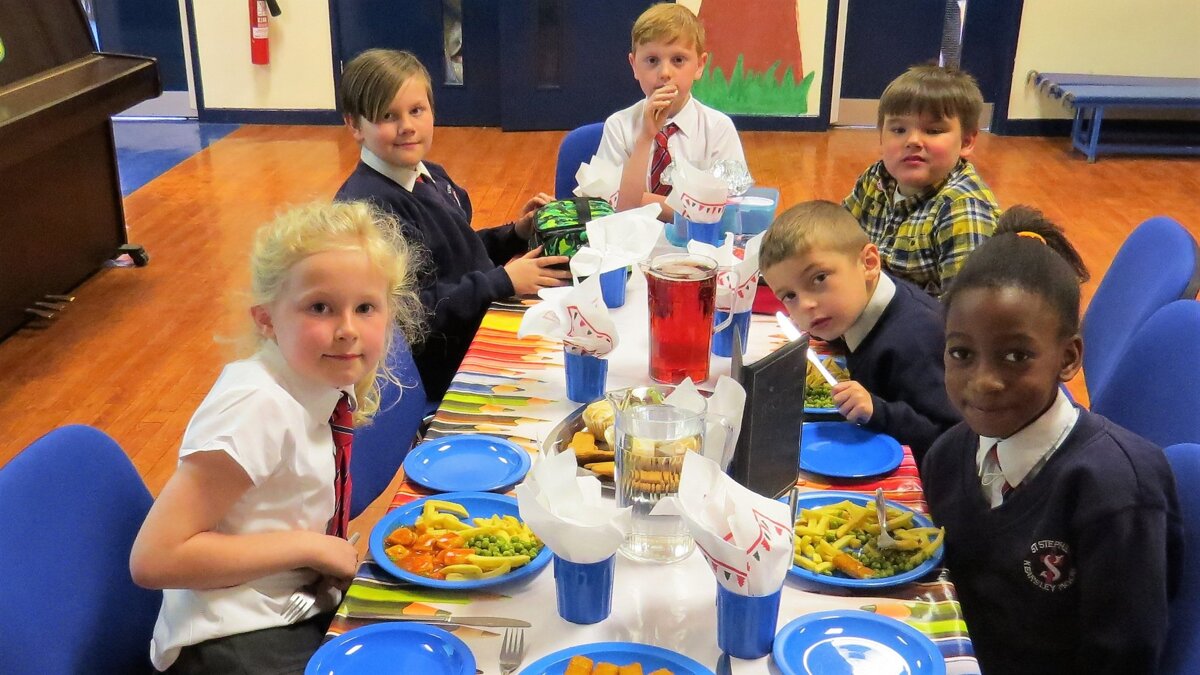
[694,54,815,116]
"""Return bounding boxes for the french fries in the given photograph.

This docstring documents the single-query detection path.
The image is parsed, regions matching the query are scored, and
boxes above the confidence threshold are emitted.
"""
[792,499,944,579]
[565,655,672,675]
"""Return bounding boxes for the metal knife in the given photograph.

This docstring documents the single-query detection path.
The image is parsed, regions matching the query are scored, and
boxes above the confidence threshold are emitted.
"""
[347,613,531,628]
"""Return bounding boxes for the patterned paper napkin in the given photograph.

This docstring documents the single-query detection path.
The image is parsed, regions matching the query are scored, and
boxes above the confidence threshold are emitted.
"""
[688,232,765,315]
[517,275,618,357]
[665,158,729,223]
[672,452,793,596]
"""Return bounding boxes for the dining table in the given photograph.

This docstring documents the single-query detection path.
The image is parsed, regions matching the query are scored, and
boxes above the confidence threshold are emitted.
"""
[327,264,981,675]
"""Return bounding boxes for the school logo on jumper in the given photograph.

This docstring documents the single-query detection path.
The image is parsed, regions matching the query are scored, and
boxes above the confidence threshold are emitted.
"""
[1023,539,1076,592]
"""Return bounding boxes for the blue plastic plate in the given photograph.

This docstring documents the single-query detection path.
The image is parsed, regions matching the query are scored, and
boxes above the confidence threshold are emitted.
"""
[403,434,531,493]
[785,491,943,589]
[305,622,476,675]
[369,492,551,590]
[773,610,945,675]
[520,642,712,675]
[800,422,903,479]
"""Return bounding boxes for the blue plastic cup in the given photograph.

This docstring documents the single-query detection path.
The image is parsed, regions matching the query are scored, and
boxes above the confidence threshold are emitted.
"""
[598,267,628,308]
[716,585,782,659]
[553,554,615,624]
[564,349,608,403]
[711,309,752,357]
[667,212,689,247]
[686,217,723,247]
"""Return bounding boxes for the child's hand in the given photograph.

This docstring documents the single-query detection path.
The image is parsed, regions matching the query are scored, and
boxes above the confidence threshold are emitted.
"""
[515,192,554,239]
[308,533,360,582]
[832,380,874,425]
[640,84,679,139]
[504,247,571,295]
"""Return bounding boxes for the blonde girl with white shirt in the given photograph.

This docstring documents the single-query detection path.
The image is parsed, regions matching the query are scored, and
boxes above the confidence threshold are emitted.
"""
[130,201,421,674]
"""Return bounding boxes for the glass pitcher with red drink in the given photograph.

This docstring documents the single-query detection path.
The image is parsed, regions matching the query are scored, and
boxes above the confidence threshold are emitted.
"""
[642,253,735,384]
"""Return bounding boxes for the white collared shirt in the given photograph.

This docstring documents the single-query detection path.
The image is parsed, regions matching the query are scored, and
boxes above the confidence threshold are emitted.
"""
[976,388,1079,507]
[595,95,745,190]
[360,147,433,192]
[150,341,354,670]
[844,273,897,352]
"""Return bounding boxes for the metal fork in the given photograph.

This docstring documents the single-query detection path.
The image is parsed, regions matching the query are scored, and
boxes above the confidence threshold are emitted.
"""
[499,627,526,675]
[874,488,899,550]
[282,532,359,623]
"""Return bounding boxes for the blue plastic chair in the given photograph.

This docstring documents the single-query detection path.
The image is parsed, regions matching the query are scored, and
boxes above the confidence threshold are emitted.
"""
[554,122,605,200]
[350,335,427,518]
[1091,300,1200,448]
[1162,443,1200,674]
[1082,216,1200,400]
[0,425,161,674]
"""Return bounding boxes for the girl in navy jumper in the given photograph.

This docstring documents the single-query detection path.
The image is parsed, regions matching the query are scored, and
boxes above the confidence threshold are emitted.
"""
[922,206,1182,675]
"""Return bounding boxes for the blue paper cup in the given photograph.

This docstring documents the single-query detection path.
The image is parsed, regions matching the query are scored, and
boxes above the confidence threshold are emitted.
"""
[711,309,752,357]
[686,218,723,247]
[564,349,608,403]
[553,554,615,624]
[598,267,628,308]
[716,585,781,659]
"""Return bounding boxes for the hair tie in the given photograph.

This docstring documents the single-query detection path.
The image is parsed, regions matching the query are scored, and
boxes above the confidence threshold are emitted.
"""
[1016,231,1046,244]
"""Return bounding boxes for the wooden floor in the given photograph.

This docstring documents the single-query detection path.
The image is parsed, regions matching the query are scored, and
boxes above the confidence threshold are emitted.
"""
[3,126,1199,502]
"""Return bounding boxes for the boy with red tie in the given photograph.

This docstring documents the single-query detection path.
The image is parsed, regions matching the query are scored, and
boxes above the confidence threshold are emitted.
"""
[595,3,745,220]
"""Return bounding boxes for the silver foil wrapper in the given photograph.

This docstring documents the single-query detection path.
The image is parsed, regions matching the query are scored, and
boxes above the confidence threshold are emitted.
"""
[711,160,753,196]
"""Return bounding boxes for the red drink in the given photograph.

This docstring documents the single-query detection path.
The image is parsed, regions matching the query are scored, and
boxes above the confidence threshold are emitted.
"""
[645,254,718,383]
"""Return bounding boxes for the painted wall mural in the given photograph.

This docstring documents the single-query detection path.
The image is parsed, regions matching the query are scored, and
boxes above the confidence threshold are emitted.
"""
[679,0,828,117]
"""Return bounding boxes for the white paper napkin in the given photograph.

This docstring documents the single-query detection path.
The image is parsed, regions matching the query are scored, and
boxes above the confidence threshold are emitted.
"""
[573,156,622,206]
[688,232,765,314]
[517,274,618,356]
[664,377,746,470]
[515,449,632,564]
[672,452,793,596]
[568,204,665,278]
[665,158,729,224]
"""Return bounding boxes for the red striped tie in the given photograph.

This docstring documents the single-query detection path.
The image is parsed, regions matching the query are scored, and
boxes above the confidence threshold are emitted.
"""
[984,443,1014,501]
[648,123,680,196]
[328,393,354,538]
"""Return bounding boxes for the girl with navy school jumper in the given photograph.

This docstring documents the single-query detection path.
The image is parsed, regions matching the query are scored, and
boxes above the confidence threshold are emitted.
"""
[922,206,1182,675]
[335,49,571,401]
[130,201,423,674]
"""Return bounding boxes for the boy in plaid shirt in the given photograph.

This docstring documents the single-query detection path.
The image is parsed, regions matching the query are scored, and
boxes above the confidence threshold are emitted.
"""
[844,65,1000,296]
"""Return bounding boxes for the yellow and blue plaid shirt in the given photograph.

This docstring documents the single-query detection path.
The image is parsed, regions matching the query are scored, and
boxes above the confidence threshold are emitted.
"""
[844,158,1000,296]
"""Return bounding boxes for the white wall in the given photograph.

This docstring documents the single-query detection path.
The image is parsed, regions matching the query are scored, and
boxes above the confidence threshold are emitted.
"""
[1008,0,1200,120]
[191,0,335,110]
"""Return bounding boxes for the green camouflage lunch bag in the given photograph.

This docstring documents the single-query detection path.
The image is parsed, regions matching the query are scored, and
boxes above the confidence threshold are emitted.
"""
[530,198,614,269]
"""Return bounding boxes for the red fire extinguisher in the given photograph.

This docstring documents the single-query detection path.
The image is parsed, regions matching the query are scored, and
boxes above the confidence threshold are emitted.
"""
[249,0,281,65]
[249,1,269,65]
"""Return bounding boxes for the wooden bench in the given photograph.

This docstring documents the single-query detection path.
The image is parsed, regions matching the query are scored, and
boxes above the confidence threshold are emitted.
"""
[1028,71,1200,162]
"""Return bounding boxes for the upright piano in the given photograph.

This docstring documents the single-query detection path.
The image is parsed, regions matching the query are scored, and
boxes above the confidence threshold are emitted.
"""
[0,0,160,339]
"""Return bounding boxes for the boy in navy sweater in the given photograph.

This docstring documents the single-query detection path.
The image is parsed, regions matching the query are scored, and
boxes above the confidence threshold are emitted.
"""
[923,208,1182,674]
[760,200,959,461]
[336,49,570,400]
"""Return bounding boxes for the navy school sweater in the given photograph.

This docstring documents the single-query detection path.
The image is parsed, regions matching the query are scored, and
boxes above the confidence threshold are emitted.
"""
[922,410,1182,675]
[845,276,961,463]
[335,161,526,400]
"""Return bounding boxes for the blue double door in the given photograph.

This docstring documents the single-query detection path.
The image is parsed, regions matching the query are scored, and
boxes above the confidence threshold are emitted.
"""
[332,0,650,130]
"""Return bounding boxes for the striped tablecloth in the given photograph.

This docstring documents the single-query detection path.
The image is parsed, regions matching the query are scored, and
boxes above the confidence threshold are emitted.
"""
[331,295,979,674]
